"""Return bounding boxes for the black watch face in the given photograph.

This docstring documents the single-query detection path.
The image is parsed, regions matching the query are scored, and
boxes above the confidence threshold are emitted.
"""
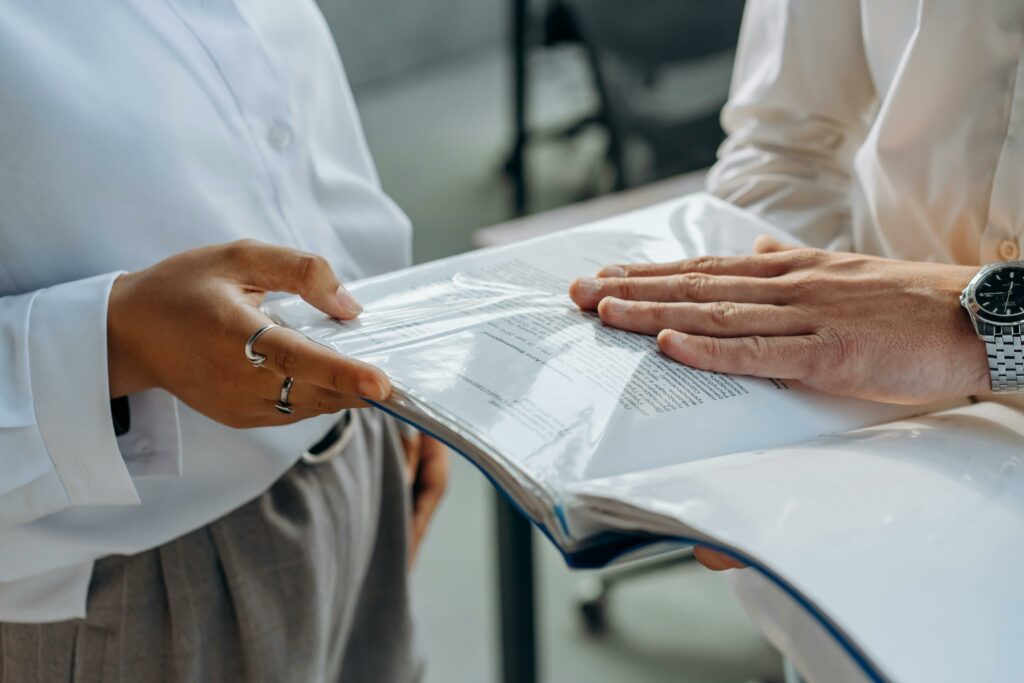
[976,266,1024,320]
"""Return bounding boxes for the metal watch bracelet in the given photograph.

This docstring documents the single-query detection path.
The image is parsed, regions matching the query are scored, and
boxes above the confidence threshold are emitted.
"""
[979,321,1024,393]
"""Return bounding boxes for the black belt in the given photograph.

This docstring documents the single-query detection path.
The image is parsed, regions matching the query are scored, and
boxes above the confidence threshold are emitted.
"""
[301,410,357,465]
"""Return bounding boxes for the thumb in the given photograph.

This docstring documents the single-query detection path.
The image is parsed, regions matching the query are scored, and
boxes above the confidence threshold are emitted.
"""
[224,240,363,320]
[753,234,799,255]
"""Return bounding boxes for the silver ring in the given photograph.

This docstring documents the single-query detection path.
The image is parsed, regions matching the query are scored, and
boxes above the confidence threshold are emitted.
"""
[274,377,294,415]
[245,323,280,368]
[279,376,294,405]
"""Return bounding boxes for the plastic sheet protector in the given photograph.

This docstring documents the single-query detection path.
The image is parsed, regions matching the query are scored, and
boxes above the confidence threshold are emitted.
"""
[265,194,1024,683]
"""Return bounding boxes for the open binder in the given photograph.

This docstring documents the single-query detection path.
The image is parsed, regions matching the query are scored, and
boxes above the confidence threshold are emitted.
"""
[266,194,1024,683]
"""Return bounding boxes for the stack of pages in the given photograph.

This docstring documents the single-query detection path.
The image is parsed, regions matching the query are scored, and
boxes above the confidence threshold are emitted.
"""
[266,194,1024,683]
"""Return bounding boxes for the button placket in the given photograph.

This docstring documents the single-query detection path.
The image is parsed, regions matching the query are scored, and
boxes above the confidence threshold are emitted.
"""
[168,0,304,247]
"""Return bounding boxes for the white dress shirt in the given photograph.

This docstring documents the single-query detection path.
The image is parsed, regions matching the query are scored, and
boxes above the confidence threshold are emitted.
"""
[709,1,1024,681]
[0,0,410,621]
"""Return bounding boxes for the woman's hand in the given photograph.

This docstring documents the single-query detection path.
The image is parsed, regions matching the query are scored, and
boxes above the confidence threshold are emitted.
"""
[401,430,450,567]
[570,236,990,405]
[107,239,391,428]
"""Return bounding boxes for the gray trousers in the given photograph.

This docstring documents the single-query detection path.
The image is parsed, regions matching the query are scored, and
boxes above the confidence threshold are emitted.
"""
[0,410,420,683]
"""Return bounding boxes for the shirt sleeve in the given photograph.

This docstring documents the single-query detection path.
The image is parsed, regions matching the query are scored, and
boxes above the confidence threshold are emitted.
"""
[0,272,181,528]
[707,0,877,250]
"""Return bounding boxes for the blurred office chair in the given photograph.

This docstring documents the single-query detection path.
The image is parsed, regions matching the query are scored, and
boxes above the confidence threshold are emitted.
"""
[544,0,745,190]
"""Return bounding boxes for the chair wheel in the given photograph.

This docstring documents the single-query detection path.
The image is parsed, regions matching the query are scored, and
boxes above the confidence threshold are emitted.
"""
[579,596,608,634]
[575,575,609,635]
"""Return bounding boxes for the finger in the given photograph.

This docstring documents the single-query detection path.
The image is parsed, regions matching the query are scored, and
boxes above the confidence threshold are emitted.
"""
[411,440,450,549]
[247,317,391,401]
[257,377,369,414]
[402,430,423,484]
[222,398,317,429]
[694,546,746,571]
[413,440,449,518]
[597,299,811,337]
[657,330,825,380]
[570,273,787,310]
[223,240,363,320]
[753,235,801,254]
[596,253,793,279]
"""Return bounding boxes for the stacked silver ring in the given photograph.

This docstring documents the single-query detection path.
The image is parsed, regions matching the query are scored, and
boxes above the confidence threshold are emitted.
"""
[244,323,295,415]
[275,377,295,415]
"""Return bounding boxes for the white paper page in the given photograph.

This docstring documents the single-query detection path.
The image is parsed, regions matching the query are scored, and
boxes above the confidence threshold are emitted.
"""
[267,195,930,518]
[569,400,1024,683]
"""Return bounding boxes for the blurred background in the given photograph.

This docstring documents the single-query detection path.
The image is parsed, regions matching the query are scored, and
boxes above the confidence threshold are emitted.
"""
[315,1,786,681]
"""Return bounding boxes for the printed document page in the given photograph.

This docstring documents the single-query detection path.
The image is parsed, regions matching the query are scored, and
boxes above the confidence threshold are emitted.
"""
[267,195,927,511]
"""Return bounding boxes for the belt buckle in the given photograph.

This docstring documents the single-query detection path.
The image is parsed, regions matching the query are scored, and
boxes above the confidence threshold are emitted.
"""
[301,410,358,466]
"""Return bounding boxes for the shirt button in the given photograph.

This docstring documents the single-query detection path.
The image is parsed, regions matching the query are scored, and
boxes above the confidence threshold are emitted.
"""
[998,239,1020,261]
[267,121,293,152]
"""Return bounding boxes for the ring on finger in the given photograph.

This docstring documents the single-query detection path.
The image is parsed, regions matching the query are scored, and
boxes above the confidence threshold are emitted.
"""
[274,376,295,415]
[245,323,280,368]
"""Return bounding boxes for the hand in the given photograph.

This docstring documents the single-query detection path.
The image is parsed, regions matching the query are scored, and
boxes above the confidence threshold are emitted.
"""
[107,239,392,428]
[401,430,450,567]
[693,547,746,571]
[569,236,989,404]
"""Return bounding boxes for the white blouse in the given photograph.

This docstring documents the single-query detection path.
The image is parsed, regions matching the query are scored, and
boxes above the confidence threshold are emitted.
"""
[0,0,410,621]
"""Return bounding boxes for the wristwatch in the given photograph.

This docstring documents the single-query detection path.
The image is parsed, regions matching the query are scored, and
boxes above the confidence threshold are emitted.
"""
[961,260,1024,393]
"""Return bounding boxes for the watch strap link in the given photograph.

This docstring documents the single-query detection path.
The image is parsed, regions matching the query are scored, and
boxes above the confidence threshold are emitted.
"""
[979,322,1024,393]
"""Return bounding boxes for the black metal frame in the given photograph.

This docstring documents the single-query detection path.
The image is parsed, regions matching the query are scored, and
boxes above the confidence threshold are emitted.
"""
[495,6,538,680]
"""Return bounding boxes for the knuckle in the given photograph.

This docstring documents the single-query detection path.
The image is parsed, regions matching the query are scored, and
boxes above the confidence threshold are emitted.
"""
[744,335,769,357]
[817,325,857,360]
[615,278,636,300]
[702,335,724,359]
[707,301,737,327]
[223,238,261,263]
[327,363,349,393]
[673,273,707,300]
[786,273,819,297]
[792,247,824,265]
[690,255,718,273]
[649,302,672,324]
[796,330,842,379]
[295,253,327,289]
[272,348,296,375]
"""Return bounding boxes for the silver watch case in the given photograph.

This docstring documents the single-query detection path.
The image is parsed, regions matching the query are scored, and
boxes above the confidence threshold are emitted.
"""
[960,259,1024,332]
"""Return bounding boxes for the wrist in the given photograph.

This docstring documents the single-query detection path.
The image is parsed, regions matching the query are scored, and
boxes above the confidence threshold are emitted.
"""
[107,272,157,398]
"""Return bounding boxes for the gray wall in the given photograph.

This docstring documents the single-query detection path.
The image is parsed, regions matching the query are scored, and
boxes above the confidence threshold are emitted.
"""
[316,0,505,88]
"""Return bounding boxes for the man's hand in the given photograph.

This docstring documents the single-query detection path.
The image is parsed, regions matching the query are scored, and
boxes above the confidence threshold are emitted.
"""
[570,236,990,404]
[401,430,450,567]
[107,240,391,428]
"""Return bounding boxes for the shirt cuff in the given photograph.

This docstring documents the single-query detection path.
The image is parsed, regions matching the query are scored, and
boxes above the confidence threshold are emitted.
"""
[28,274,168,505]
[118,389,183,479]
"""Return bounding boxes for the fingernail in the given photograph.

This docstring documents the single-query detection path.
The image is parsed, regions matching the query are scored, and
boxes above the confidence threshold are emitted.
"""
[335,285,363,316]
[576,277,602,296]
[599,265,626,277]
[601,297,630,315]
[359,376,390,401]
[659,330,687,348]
